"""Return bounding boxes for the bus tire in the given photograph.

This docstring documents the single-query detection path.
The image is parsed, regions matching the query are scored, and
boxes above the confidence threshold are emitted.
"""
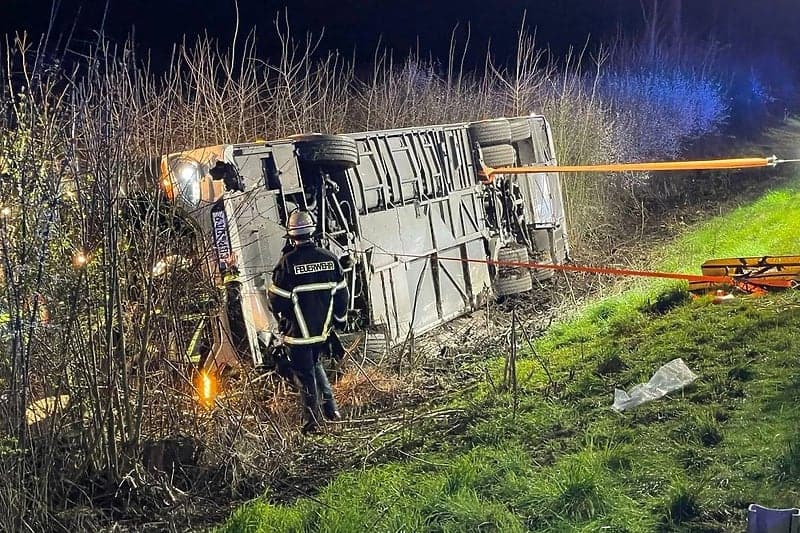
[468,119,512,146]
[497,245,529,263]
[495,273,533,295]
[495,245,533,295]
[293,134,359,169]
[509,117,531,142]
[481,144,517,167]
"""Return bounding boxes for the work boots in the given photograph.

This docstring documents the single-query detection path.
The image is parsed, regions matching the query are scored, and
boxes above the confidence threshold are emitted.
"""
[323,402,341,421]
[301,398,324,434]
[295,356,342,432]
[302,404,338,433]
[295,372,323,433]
[302,416,321,434]
[315,360,340,421]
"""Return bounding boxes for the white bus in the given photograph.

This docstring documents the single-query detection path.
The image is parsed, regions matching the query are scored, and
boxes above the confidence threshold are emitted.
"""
[159,115,569,369]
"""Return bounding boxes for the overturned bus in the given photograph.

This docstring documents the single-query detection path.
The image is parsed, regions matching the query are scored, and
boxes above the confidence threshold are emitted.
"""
[159,115,569,369]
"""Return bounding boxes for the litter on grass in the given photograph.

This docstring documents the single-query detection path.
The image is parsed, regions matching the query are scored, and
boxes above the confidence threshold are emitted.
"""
[612,358,698,411]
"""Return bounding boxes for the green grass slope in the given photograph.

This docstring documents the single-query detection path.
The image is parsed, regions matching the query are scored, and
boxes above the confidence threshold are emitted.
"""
[220,176,800,532]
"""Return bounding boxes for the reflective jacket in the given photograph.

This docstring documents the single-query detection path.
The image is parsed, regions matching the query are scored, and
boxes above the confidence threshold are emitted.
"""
[268,241,349,345]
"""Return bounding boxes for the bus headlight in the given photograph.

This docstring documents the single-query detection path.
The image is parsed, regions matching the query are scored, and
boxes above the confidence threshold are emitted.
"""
[169,158,202,206]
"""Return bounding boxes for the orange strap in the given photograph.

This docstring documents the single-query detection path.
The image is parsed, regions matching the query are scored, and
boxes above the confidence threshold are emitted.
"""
[379,252,794,292]
[480,156,776,183]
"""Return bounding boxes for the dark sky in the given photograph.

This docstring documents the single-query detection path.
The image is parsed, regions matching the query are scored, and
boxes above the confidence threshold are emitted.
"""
[1,0,637,64]
[1,0,799,71]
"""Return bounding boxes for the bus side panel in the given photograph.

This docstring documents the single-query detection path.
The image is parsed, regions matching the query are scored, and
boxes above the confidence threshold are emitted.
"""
[538,116,570,262]
[350,125,491,345]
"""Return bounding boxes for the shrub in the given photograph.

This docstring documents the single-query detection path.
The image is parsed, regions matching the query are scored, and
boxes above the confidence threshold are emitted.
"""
[601,69,728,161]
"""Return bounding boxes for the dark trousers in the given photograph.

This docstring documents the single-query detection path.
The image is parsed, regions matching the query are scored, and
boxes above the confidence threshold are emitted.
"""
[288,344,338,425]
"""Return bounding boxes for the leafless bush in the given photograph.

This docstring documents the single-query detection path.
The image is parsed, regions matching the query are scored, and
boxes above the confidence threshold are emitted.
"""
[0,32,275,531]
[355,26,503,129]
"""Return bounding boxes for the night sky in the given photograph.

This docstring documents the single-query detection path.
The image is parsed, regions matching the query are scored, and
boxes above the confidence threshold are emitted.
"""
[2,0,799,70]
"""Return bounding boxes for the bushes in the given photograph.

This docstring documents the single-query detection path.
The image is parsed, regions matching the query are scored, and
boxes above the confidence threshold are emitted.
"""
[601,69,728,161]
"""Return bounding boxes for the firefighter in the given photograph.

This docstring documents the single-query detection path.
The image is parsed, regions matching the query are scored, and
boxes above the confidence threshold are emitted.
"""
[268,210,348,432]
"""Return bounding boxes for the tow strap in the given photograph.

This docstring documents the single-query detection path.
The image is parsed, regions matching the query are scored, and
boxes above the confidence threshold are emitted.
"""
[375,251,799,294]
[478,155,800,183]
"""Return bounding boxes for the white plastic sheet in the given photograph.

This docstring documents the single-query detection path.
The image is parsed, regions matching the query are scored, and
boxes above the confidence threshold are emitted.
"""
[612,358,698,411]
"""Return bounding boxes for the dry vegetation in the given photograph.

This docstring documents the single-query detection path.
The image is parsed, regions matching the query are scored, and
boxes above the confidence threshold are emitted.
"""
[0,13,759,531]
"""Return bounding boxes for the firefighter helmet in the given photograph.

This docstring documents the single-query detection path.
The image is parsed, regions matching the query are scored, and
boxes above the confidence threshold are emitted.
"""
[287,210,315,238]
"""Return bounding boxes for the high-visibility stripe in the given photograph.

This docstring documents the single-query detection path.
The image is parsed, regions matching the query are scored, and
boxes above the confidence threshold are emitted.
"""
[275,279,345,343]
[283,334,329,345]
[321,283,342,333]
[321,300,334,335]
[294,282,339,292]
[290,293,311,337]
[268,283,292,298]
[186,317,206,363]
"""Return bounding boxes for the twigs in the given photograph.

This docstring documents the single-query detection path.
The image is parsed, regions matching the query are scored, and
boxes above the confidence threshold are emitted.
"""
[504,309,519,417]
[518,313,555,387]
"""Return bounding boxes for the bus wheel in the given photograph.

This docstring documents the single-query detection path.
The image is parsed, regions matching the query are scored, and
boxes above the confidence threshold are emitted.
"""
[468,118,512,146]
[292,134,359,170]
[481,144,517,167]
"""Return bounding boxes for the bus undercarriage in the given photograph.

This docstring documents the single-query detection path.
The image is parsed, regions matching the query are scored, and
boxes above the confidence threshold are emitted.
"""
[159,116,570,371]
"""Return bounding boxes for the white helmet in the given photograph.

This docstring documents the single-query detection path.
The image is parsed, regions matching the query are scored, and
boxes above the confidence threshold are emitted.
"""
[287,210,315,238]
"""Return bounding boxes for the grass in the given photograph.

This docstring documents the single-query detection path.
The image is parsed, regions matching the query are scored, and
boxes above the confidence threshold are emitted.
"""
[219,176,800,532]
[658,186,800,271]
[538,174,800,362]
